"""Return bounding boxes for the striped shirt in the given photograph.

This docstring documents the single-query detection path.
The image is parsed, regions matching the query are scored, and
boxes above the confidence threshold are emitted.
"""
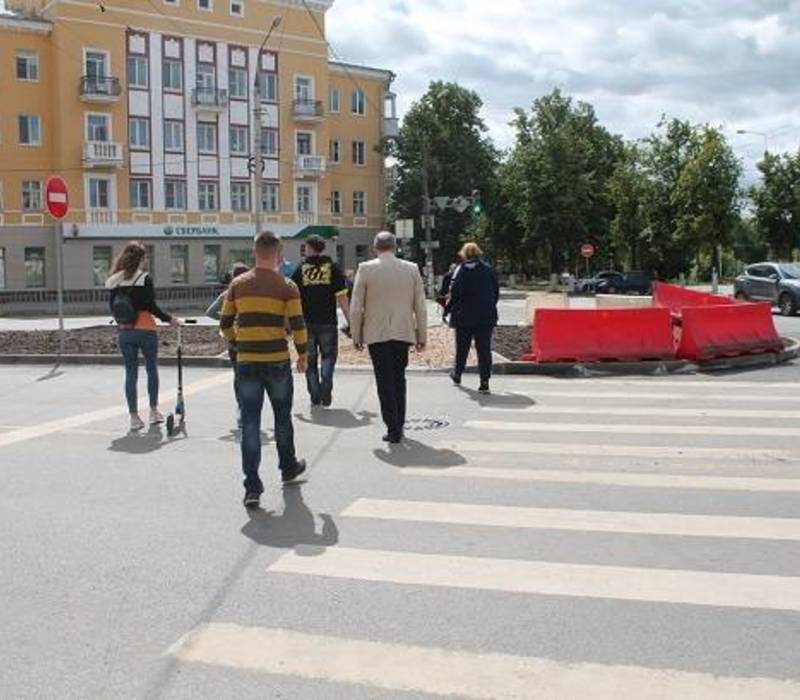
[219,268,308,364]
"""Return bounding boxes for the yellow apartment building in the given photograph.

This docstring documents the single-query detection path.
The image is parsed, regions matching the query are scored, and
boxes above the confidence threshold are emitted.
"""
[0,0,398,299]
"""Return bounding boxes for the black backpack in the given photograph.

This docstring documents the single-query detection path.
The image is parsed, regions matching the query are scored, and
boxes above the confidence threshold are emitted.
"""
[111,273,144,325]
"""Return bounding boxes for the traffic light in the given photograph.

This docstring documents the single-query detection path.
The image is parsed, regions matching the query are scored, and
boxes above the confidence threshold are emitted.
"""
[471,189,482,216]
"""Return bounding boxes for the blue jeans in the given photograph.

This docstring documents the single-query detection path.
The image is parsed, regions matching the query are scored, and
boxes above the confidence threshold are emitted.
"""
[118,329,159,414]
[305,324,338,403]
[238,361,298,494]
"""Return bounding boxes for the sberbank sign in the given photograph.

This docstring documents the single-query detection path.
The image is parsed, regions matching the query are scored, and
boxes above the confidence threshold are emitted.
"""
[163,226,221,237]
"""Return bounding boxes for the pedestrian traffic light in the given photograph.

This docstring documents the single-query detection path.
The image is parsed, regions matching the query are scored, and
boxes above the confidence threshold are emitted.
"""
[471,189,482,216]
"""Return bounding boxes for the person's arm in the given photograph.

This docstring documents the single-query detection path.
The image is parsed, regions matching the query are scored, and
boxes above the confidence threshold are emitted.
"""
[142,275,173,324]
[492,267,500,305]
[205,290,227,320]
[219,286,237,344]
[349,265,366,349]
[413,267,428,349]
[286,284,308,372]
[332,263,350,324]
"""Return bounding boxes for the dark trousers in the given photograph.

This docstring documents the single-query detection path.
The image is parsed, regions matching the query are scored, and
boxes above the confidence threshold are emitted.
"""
[368,341,410,439]
[454,325,494,383]
[118,329,159,413]
[305,324,339,403]
[237,361,298,495]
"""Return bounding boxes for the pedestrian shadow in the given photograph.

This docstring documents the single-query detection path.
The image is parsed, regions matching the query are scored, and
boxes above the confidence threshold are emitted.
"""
[240,483,338,556]
[295,409,376,429]
[218,429,272,443]
[457,386,536,409]
[373,438,466,468]
[108,424,169,454]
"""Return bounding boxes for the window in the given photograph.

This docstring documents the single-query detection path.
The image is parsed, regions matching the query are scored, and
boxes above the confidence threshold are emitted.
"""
[164,120,184,152]
[257,72,277,102]
[170,244,188,284]
[329,139,341,163]
[85,51,108,80]
[16,51,38,81]
[229,125,248,155]
[262,183,279,212]
[294,76,313,102]
[18,115,41,145]
[127,56,148,88]
[92,246,113,287]
[144,244,156,280]
[198,181,218,210]
[25,247,45,288]
[296,184,313,213]
[203,244,221,282]
[21,180,42,210]
[296,132,312,156]
[230,182,250,211]
[228,248,253,268]
[230,0,244,16]
[197,122,217,154]
[352,140,366,165]
[329,87,340,113]
[261,128,278,156]
[89,178,111,209]
[130,179,151,209]
[165,179,186,209]
[129,117,150,149]
[229,67,247,99]
[353,191,366,217]
[197,0,212,10]
[87,114,110,142]
[331,190,341,215]
[163,59,183,91]
[0,247,5,289]
[351,88,365,115]
[196,63,215,90]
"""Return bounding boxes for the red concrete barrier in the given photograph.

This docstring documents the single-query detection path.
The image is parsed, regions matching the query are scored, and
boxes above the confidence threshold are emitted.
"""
[653,282,733,314]
[677,303,782,361]
[526,308,676,363]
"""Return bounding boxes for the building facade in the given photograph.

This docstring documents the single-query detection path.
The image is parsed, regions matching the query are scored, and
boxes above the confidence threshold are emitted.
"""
[0,0,397,296]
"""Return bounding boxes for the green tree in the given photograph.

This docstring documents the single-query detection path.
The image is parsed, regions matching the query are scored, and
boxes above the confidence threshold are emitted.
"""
[751,151,800,260]
[608,144,652,270]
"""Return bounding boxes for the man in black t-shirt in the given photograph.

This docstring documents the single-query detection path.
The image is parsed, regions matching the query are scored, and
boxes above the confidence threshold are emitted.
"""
[292,235,350,407]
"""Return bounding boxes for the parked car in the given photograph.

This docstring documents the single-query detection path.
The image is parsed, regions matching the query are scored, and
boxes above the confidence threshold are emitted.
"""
[580,271,622,293]
[583,270,653,295]
[734,262,800,316]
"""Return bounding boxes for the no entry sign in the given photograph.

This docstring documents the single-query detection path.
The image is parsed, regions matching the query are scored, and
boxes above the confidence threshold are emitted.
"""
[581,243,595,259]
[45,176,69,220]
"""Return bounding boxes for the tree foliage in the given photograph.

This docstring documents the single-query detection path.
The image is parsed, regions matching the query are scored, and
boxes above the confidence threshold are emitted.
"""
[750,151,800,260]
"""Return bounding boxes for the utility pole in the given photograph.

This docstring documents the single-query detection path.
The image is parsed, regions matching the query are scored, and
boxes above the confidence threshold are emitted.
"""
[422,139,434,298]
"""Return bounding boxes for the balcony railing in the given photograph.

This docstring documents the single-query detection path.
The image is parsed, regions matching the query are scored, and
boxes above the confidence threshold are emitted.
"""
[292,99,324,120]
[79,76,122,102]
[83,141,124,168]
[383,116,399,138]
[88,209,115,224]
[294,154,327,176]
[296,211,318,225]
[192,87,229,109]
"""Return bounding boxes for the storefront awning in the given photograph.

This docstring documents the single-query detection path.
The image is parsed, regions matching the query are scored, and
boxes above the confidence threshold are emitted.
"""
[292,225,340,240]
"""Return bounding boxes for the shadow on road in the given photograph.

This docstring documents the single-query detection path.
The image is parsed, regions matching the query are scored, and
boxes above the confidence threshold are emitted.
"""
[218,429,272,443]
[373,438,466,468]
[240,483,338,556]
[295,409,376,429]
[457,385,536,409]
[108,424,171,454]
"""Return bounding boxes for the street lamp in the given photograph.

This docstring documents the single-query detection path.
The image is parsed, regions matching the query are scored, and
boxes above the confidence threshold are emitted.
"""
[736,129,772,154]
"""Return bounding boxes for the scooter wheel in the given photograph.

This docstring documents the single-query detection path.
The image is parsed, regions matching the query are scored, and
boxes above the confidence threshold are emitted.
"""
[166,414,175,437]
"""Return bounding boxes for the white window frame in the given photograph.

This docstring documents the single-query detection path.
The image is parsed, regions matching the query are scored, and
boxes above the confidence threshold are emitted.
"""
[21,180,42,211]
[164,120,185,152]
[86,112,111,142]
[18,115,41,146]
[262,183,279,213]
[230,0,244,17]
[126,55,149,89]
[260,128,278,157]
[330,139,341,164]
[295,183,315,214]
[295,130,314,156]
[331,190,341,215]
[258,72,277,103]
[353,190,366,217]
[294,74,314,102]
[197,0,213,11]
[16,51,39,82]
[352,139,366,166]
[229,124,248,155]
[163,58,183,92]
[163,0,179,6]
[165,179,187,210]
[230,181,251,212]
[229,66,247,99]
[129,179,152,209]
[129,117,150,150]
[329,86,340,113]
[83,48,110,80]
[197,121,218,154]
[198,180,219,211]
[351,88,366,116]
[88,176,113,209]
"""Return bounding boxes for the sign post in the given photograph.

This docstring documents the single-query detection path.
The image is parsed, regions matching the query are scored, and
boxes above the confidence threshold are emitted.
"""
[45,176,70,358]
[580,243,595,277]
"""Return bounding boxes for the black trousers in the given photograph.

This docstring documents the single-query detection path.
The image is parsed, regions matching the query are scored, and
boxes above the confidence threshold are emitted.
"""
[368,341,410,438]
[454,325,494,382]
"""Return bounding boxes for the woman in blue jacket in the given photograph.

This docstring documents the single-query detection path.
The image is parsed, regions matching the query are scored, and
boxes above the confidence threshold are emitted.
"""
[448,242,499,394]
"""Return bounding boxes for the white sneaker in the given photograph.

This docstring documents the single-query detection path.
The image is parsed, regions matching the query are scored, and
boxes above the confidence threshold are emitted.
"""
[130,415,145,431]
[149,409,165,425]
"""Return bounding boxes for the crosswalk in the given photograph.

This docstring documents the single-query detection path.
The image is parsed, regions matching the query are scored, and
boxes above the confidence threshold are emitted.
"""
[167,377,800,698]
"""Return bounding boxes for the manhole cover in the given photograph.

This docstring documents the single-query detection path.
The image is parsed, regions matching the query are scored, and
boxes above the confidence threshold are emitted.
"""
[404,417,450,432]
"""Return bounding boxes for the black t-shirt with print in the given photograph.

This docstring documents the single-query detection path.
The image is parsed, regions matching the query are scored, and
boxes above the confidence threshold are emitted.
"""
[291,255,348,325]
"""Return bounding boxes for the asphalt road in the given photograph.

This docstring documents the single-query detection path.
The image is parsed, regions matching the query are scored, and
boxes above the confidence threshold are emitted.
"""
[1,362,800,699]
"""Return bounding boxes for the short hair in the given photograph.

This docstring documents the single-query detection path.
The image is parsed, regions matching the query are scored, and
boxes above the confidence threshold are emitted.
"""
[459,242,483,261]
[374,231,396,252]
[231,262,250,279]
[306,235,326,254]
[254,230,281,256]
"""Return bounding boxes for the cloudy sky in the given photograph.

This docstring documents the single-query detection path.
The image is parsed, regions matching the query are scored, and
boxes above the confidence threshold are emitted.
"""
[327,0,800,180]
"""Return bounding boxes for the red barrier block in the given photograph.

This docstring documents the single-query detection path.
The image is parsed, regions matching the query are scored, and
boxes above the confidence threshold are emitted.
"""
[653,282,733,314]
[529,308,676,363]
[677,303,782,361]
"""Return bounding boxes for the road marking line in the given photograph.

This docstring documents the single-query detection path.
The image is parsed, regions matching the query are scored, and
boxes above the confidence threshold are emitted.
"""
[166,623,800,700]
[400,467,800,492]
[500,378,800,390]
[343,499,800,541]
[487,406,800,420]
[270,547,800,611]
[466,420,800,438]
[0,373,231,449]
[491,389,800,403]
[438,440,799,462]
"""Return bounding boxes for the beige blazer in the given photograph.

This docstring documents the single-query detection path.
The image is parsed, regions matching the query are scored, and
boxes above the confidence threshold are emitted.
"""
[350,253,428,347]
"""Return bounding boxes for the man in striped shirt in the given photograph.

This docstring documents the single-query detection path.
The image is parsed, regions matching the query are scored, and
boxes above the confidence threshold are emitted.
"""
[220,231,309,509]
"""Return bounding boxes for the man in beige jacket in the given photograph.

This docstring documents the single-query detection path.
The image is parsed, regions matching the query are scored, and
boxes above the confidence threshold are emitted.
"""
[351,231,428,443]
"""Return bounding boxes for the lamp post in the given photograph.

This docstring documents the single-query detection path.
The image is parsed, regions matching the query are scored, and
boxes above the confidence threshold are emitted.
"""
[736,129,772,154]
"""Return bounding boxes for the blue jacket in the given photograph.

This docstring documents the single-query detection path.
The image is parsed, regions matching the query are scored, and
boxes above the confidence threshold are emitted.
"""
[449,260,499,328]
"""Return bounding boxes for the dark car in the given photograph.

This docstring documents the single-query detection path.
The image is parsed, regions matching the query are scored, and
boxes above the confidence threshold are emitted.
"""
[588,271,652,295]
[734,262,800,316]
[580,270,622,293]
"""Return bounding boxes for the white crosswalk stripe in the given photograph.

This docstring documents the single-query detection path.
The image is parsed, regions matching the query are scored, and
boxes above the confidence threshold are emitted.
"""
[487,405,800,420]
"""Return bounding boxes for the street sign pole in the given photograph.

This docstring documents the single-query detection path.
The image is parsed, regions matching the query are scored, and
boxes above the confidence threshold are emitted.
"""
[55,222,65,357]
[422,142,434,299]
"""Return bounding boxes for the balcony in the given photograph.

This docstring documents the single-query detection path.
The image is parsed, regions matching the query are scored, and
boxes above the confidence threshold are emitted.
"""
[383,116,399,138]
[83,141,124,168]
[296,212,318,225]
[293,99,324,122]
[294,154,327,177]
[88,209,115,224]
[79,76,122,103]
[192,87,229,109]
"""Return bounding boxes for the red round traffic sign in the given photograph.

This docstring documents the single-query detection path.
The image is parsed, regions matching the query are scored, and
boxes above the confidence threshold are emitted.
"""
[581,243,595,259]
[45,176,69,220]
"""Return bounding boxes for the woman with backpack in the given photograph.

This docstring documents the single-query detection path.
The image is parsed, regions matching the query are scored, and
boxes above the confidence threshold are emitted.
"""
[106,242,179,431]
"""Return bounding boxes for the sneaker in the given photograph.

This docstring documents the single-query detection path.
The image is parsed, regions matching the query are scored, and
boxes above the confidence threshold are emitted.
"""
[130,414,145,431]
[149,409,165,425]
[243,492,261,509]
[449,372,461,386]
[321,391,332,408]
[478,382,490,395]
[382,432,403,444]
[281,459,307,484]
